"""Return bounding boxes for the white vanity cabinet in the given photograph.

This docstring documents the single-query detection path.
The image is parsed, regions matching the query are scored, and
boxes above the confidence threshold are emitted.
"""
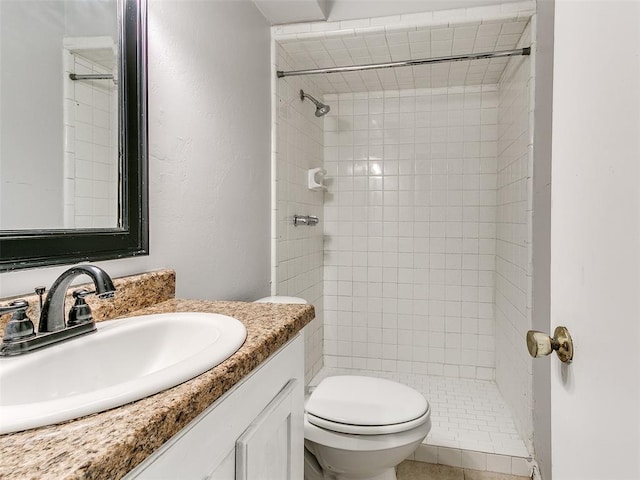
[125,334,304,480]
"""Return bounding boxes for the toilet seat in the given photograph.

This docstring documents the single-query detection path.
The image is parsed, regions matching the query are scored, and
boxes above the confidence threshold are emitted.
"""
[305,376,429,435]
[307,408,431,435]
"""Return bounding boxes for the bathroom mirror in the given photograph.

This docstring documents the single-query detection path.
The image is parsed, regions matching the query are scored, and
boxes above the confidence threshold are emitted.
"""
[0,0,148,271]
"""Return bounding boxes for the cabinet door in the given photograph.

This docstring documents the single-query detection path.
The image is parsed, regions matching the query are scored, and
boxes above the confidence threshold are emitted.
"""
[236,379,302,480]
[206,449,235,479]
[125,335,304,480]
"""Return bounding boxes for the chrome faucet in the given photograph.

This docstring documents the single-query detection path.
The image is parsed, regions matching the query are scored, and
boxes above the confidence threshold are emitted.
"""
[0,265,116,356]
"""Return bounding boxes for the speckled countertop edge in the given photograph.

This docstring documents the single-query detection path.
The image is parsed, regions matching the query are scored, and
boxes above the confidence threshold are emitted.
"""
[0,299,314,480]
[0,269,176,338]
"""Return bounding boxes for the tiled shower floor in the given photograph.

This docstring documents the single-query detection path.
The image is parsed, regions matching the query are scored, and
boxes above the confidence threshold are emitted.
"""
[309,368,531,475]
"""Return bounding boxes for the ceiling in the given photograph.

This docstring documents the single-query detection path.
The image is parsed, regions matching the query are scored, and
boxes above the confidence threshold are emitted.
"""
[254,0,526,25]
[276,17,531,94]
[72,48,116,70]
[324,0,526,22]
[253,0,328,25]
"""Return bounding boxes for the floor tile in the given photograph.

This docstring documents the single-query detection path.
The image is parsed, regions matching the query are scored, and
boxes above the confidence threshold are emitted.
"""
[396,462,530,480]
[397,460,464,480]
[463,468,529,480]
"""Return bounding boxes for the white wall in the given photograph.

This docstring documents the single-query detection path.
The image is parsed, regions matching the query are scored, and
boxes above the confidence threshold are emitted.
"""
[495,21,533,451]
[1,2,66,229]
[274,44,325,383]
[0,1,272,303]
[322,86,498,379]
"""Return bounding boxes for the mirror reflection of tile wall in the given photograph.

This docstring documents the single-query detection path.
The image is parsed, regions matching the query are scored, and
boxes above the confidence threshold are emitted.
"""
[63,39,119,229]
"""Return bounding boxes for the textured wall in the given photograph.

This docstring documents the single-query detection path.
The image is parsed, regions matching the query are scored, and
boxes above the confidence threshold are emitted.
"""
[0,1,272,302]
[145,0,272,301]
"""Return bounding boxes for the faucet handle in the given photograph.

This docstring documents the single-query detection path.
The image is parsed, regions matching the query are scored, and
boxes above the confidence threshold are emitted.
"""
[0,299,28,316]
[67,289,94,327]
[1,300,35,343]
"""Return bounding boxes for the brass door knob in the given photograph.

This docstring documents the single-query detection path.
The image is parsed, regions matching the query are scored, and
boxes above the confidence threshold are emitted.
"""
[526,326,573,363]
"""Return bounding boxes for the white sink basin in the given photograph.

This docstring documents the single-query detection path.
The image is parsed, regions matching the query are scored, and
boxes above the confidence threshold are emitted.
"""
[0,312,247,434]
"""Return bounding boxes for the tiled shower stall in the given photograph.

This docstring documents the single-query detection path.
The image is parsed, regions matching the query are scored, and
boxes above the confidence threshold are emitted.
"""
[273,1,535,476]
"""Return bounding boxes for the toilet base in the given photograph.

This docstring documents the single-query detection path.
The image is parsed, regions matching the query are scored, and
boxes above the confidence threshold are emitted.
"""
[305,463,397,480]
[305,441,408,480]
[304,447,326,480]
[304,451,396,480]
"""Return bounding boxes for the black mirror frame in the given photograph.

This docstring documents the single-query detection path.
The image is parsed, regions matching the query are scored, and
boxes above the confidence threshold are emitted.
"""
[0,0,148,272]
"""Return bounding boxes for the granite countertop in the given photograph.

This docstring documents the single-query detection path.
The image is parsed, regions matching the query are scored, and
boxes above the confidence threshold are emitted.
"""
[0,298,314,480]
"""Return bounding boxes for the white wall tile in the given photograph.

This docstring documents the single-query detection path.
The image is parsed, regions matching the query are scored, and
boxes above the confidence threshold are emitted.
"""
[495,21,534,453]
[63,52,118,228]
[275,44,326,384]
[461,450,488,471]
[486,454,512,474]
[438,447,462,467]
[511,456,533,476]
[323,86,497,379]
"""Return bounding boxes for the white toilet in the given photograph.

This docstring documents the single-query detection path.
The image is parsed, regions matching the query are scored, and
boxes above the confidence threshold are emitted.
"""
[254,295,308,304]
[253,296,430,479]
[303,375,431,480]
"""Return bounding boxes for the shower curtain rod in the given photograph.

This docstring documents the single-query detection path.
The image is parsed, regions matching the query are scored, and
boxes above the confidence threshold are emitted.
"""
[277,47,530,78]
[69,73,114,81]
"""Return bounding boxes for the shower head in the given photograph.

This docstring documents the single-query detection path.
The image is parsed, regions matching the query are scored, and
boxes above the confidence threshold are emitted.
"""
[315,103,331,117]
[300,89,331,117]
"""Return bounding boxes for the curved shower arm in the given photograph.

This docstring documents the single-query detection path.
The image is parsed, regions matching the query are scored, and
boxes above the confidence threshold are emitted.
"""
[300,89,331,117]
[300,90,320,106]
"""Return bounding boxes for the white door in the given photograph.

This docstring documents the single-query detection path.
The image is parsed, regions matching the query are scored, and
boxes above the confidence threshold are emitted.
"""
[550,1,640,479]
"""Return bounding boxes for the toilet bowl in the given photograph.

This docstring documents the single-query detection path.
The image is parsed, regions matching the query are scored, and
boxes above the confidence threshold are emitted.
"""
[303,376,431,480]
[254,295,308,304]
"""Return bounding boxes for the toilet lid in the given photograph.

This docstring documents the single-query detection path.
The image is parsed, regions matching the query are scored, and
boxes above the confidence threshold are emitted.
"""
[254,296,307,304]
[306,376,429,428]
